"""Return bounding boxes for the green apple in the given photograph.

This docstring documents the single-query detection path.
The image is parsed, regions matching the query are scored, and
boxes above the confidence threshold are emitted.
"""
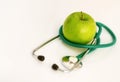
[63,12,96,44]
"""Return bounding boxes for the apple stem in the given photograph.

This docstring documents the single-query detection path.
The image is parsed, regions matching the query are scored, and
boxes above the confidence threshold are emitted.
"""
[80,11,84,20]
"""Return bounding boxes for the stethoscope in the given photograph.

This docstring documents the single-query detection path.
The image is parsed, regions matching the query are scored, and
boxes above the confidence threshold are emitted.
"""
[32,22,116,72]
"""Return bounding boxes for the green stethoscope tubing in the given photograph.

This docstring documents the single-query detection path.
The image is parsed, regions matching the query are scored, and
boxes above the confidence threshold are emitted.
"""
[59,22,117,60]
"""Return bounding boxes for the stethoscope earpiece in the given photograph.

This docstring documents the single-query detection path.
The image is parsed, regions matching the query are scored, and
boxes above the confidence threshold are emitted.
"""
[52,64,59,71]
[37,55,45,61]
[32,22,116,72]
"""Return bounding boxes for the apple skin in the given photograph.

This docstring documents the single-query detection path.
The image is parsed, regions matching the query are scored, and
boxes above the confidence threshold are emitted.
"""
[63,12,96,44]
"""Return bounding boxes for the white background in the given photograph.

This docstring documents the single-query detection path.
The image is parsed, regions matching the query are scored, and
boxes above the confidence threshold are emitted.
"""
[0,0,120,82]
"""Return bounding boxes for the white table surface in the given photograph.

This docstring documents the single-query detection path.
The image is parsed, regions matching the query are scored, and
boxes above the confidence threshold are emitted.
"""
[0,0,120,82]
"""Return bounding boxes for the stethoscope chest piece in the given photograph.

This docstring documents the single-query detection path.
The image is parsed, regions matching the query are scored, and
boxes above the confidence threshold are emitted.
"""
[62,56,82,70]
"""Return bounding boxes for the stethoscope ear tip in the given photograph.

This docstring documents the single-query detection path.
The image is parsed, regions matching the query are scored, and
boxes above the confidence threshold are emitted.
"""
[37,55,45,61]
[52,64,59,71]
